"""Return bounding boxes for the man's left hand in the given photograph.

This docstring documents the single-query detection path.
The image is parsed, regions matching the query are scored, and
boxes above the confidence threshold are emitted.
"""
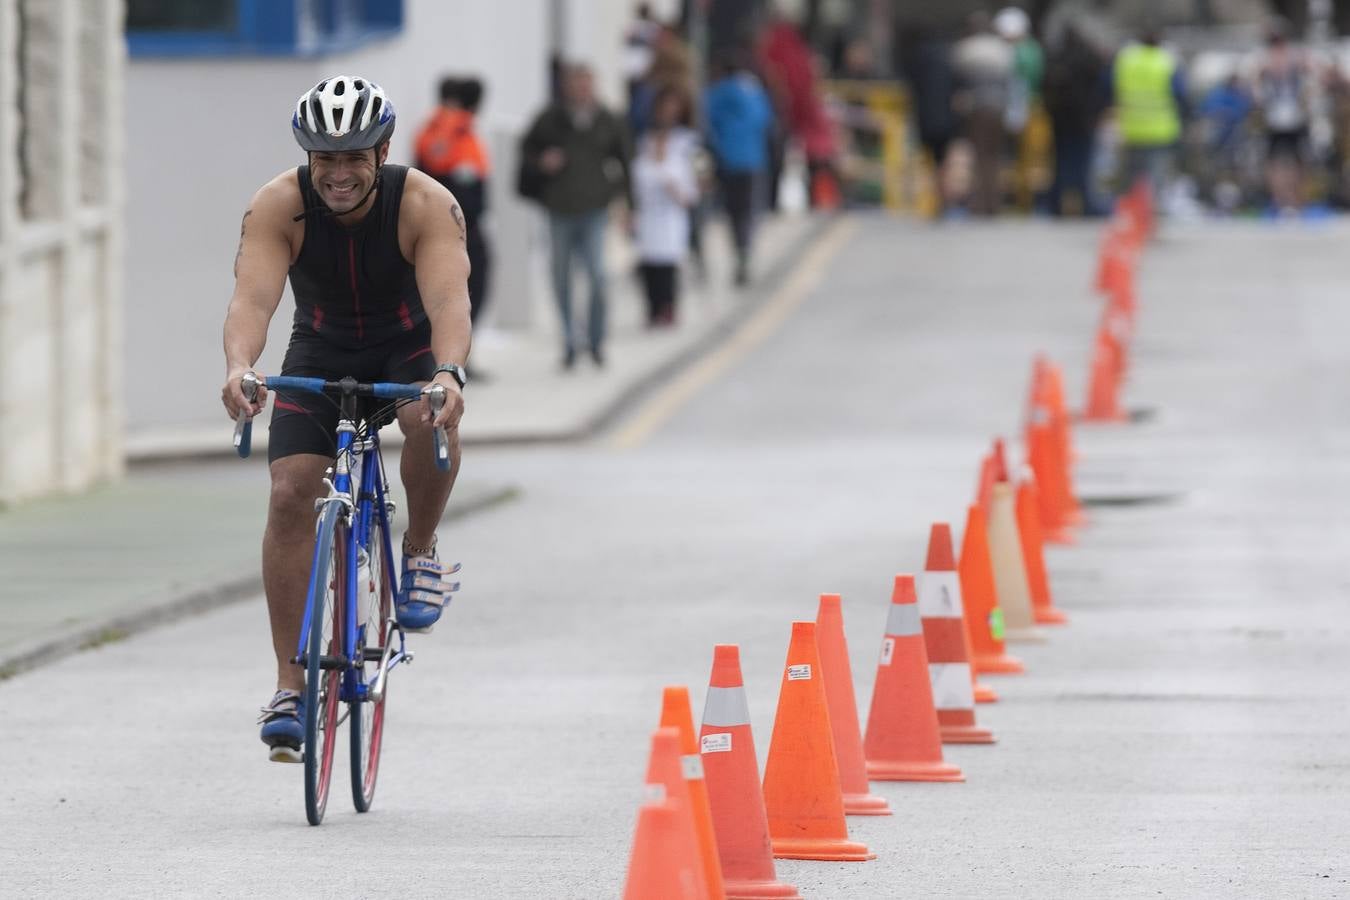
[423,374,464,430]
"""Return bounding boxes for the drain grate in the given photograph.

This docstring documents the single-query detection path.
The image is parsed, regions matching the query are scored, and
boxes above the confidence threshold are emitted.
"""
[1079,492,1184,508]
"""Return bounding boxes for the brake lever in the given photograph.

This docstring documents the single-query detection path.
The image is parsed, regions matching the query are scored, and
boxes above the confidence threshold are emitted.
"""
[234,372,261,458]
[423,384,451,472]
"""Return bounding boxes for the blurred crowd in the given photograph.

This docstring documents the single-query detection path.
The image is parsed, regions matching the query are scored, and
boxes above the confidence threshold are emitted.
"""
[884,10,1350,221]
[406,5,1350,374]
[413,4,847,372]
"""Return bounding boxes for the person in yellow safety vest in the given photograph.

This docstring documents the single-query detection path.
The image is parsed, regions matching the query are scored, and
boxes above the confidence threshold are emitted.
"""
[1112,27,1186,204]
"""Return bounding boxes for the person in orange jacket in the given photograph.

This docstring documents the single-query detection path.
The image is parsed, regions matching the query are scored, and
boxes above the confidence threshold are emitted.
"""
[415,77,492,343]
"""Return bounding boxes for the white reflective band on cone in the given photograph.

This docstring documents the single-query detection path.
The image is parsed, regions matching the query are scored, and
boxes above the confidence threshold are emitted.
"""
[702,686,751,727]
[918,571,964,618]
[929,662,976,710]
[884,602,923,636]
[681,753,705,780]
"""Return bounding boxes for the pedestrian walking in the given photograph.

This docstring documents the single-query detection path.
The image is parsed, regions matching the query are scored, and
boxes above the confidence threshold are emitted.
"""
[1112,26,1185,203]
[1043,24,1109,216]
[704,51,773,287]
[901,27,959,217]
[632,86,699,327]
[953,12,1015,215]
[1253,30,1313,214]
[414,76,492,376]
[521,64,632,369]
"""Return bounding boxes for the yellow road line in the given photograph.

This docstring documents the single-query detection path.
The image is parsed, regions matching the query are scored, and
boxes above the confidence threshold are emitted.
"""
[610,218,857,450]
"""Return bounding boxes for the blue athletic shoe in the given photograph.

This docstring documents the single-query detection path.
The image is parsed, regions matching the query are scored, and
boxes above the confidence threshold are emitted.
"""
[258,689,304,763]
[397,551,460,633]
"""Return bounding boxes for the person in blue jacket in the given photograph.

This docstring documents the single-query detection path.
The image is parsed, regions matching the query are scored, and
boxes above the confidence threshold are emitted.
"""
[704,50,773,286]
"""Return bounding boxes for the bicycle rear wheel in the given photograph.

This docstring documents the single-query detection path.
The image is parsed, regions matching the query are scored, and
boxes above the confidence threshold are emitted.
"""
[351,517,392,812]
[304,503,345,826]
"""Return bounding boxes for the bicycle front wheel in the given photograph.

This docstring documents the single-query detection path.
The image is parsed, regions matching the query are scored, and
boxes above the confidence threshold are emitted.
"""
[351,516,392,813]
[304,503,345,827]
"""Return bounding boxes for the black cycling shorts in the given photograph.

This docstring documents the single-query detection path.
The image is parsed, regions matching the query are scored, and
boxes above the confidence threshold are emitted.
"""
[267,326,436,463]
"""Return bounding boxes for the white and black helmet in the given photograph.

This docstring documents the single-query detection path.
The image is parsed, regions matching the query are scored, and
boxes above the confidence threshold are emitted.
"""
[292,75,396,152]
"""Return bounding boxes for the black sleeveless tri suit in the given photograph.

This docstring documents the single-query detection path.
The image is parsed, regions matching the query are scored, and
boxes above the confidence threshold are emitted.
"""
[267,164,436,462]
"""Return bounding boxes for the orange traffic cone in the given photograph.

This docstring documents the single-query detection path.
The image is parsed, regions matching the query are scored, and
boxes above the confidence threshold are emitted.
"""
[661,687,727,899]
[624,800,707,900]
[1043,359,1077,464]
[815,594,892,816]
[991,438,1010,483]
[1083,326,1127,423]
[974,454,996,516]
[1016,475,1068,625]
[625,727,710,900]
[957,507,1025,675]
[699,646,800,900]
[918,525,995,744]
[762,622,874,861]
[863,574,965,781]
[1027,420,1080,543]
[987,482,1045,643]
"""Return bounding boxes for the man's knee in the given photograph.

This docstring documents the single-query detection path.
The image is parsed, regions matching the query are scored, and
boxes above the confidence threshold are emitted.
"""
[268,460,327,529]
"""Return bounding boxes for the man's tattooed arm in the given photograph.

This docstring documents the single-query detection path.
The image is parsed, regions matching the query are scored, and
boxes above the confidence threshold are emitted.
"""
[233,209,253,278]
[450,203,466,243]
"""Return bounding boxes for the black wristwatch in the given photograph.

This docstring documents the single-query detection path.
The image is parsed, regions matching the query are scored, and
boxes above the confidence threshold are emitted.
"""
[433,363,467,389]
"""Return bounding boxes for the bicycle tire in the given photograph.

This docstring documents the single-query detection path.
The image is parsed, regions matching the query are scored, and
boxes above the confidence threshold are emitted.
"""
[351,515,392,812]
[304,502,345,826]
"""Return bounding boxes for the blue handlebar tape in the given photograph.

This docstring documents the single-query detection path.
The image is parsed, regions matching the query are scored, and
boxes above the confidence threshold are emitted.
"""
[264,375,328,394]
[237,420,253,458]
[371,383,425,400]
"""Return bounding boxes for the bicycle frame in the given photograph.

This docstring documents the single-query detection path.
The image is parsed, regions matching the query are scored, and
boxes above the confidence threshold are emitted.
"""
[294,407,411,707]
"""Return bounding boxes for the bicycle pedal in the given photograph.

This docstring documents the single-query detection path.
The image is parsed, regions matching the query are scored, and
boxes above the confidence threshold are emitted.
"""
[268,745,303,764]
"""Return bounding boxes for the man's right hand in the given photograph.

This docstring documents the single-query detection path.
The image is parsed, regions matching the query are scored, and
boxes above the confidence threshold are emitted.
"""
[222,369,268,420]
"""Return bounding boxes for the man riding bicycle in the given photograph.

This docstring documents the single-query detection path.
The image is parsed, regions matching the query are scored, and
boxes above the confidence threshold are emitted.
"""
[220,75,471,761]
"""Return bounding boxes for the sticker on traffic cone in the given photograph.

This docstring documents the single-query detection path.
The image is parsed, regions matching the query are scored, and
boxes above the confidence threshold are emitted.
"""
[957,507,1025,675]
[815,594,892,816]
[660,686,727,899]
[863,574,965,782]
[625,727,710,900]
[762,622,874,861]
[918,527,995,744]
[1016,474,1068,625]
[699,646,800,900]
[987,482,1045,643]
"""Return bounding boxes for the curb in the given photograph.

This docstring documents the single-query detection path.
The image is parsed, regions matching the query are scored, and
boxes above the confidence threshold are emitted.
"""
[0,484,520,681]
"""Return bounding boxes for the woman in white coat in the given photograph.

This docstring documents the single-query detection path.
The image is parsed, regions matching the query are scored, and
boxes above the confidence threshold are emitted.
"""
[633,86,699,326]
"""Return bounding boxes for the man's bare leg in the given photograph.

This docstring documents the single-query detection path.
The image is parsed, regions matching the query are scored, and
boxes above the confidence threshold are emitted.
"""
[262,453,332,692]
[396,406,458,549]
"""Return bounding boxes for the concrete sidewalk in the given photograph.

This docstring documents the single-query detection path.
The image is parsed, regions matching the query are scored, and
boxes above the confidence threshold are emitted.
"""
[3,213,823,676]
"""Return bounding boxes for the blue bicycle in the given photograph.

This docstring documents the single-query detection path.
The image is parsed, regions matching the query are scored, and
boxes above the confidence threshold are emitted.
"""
[234,372,451,826]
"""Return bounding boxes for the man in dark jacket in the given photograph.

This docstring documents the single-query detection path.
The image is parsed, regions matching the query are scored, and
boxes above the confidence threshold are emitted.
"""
[521,64,632,368]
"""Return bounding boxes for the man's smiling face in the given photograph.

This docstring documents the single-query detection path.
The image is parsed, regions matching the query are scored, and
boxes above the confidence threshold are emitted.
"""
[309,145,386,213]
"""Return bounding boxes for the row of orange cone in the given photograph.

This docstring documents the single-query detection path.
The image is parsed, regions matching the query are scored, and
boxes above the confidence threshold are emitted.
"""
[625,190,1152,899]
[1085,180,1151,422]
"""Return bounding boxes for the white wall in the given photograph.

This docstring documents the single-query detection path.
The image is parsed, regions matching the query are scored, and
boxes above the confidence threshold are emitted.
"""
[0,0,124,505]
[124,0,657,434]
